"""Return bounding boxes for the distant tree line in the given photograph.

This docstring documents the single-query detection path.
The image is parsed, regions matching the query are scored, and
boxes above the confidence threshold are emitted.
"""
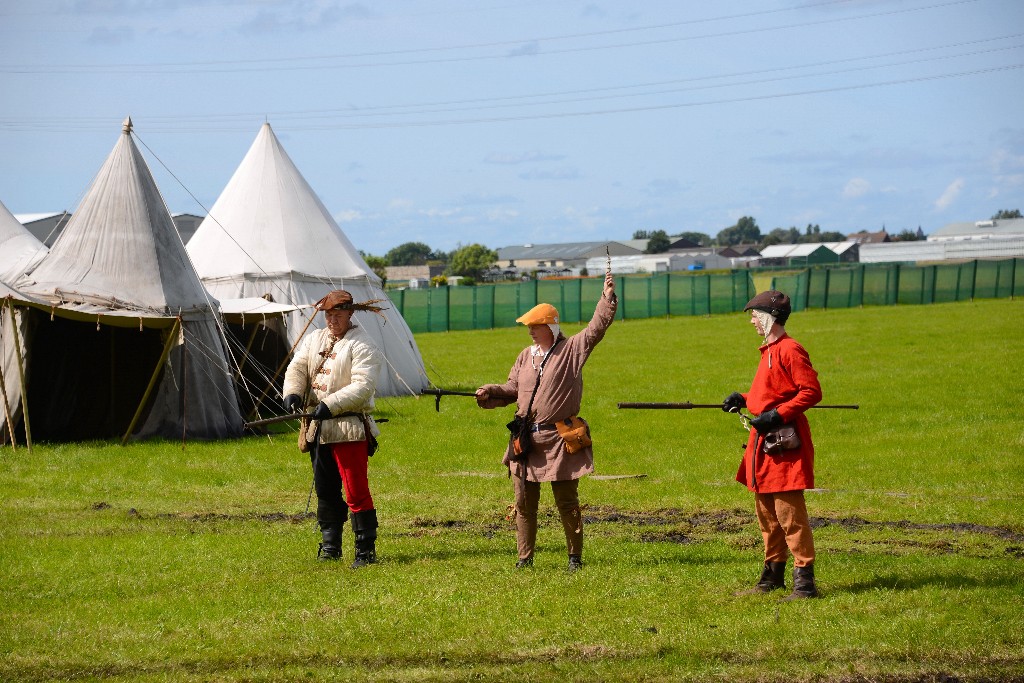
[365,208,1020,283]
[635,213,947,251]
[360,241,497,286]
[636,218,851,252]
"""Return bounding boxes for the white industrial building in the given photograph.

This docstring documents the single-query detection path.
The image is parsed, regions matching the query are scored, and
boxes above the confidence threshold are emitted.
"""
[860,218,1024,263]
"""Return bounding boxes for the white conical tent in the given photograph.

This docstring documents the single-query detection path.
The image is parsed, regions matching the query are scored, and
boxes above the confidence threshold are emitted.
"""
[10,118,242,441]
[24,123,214,314]
[0,198,47,284]
[186,122,428,397]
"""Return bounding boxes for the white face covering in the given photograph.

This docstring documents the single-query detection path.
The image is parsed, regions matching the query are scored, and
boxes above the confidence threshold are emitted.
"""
[753,309,777,341]
[530,324,562,364]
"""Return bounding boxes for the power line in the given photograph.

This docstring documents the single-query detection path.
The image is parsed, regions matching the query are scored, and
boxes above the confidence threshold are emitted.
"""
[222,63,1024,132]
[4,62,1017,134]
[0,0,984,74]
[1,35,1019,132]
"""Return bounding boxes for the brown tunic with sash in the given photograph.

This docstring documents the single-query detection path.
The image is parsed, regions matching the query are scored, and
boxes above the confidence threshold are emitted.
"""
[478,293,617,482]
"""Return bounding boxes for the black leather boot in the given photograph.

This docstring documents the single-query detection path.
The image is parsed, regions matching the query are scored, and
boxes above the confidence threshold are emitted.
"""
[783,563,819,600]
[567,554,583,573]
[350,509,378,569]
[734,561,787,596]
[317,525,342,561]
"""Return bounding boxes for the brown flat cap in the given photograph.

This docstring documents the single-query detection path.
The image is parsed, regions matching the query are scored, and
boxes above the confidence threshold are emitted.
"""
[744,290,791,325]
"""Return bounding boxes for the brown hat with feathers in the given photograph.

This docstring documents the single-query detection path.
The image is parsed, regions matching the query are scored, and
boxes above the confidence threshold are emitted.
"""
[315,290,389,318]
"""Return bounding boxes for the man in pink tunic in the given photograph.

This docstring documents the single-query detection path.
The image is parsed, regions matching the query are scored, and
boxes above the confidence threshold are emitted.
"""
[476,271,617,571]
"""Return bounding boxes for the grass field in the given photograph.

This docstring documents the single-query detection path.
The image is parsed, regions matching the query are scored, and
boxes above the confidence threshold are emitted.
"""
[1,299,1022,682]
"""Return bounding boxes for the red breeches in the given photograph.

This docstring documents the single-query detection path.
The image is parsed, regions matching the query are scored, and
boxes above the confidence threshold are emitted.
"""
[329,441,374,513]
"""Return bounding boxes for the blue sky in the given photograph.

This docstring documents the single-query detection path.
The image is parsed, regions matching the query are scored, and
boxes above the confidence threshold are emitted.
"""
[1,0,1022,256]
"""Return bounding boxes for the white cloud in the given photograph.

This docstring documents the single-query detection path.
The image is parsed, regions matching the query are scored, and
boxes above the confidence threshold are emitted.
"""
[561,206,607,232]
[988,145,1024,175]
[484,151,565,165]
[842,178,871,199]
[418,207,462,218]
[519,168,580,181]
[334,209,363,223]
[792,209,824,225]
[934,179,965,211]
[388,198,414,211]
[486,208,520,221]
[459,192,521,205]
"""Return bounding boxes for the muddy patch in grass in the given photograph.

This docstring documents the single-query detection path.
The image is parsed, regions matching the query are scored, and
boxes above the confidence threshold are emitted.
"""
[88,503,312,524]
[86,501,1024,557]
[811,515,1024,543]
[584,505,752,532]
[641,530,696,544]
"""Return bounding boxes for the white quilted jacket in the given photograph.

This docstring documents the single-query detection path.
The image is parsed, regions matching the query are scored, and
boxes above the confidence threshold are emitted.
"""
[283,325,383,445]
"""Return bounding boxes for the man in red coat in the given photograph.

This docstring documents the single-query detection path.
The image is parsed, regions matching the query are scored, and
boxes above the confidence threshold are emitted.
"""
[723,290,822,599]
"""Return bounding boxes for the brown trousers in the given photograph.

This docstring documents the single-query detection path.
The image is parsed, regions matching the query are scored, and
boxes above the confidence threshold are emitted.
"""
[754,490,815,567]
[512,474,582,560]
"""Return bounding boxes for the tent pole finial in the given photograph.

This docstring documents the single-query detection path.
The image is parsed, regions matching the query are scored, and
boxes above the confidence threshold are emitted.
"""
[122,116,133,134]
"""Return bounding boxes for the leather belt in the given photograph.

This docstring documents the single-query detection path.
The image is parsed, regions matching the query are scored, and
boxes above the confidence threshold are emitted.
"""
[529,423,557,433]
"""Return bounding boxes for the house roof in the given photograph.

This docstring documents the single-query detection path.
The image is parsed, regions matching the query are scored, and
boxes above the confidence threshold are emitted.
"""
[14,212,67,224]
[759,241,858,258]
[497,241,641,260]
[847,229,889,244]
[668,237,702,249]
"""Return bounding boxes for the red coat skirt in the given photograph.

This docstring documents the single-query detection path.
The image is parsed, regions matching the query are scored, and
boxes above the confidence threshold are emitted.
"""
[735,334,822,493]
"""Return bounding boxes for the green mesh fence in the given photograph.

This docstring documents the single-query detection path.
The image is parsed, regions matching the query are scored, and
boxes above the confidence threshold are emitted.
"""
[389,259,1020,333]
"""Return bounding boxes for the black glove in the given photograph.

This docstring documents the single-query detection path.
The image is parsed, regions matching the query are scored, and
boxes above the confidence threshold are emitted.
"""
[312,401,333,420]
[750,409,784,435]
[722,392,746,413]
[283,394,302,413]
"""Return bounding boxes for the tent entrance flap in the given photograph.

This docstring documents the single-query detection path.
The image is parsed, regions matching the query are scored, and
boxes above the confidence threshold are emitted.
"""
[122,318,181,445]
[25,311,165,441]
[224,321,290,420]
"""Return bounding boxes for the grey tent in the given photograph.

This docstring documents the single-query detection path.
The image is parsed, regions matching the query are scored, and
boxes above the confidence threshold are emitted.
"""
[186,123,429,398]
[8,118,243,441]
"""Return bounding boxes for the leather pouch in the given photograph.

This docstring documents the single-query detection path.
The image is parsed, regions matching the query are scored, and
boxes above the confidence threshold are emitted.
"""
[506,416,532,460]
[763,425,801,454]
[298,416,312,453]
[555,416,592,454]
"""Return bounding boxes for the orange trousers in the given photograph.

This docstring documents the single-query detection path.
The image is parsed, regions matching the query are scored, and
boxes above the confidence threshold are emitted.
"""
[754,490,815,567]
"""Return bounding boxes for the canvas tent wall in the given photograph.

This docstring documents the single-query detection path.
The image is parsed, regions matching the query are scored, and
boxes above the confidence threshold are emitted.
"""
[186,122,429,398]
[0,199,48,283]
[9,118,242,442]
[0,286,36,445]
